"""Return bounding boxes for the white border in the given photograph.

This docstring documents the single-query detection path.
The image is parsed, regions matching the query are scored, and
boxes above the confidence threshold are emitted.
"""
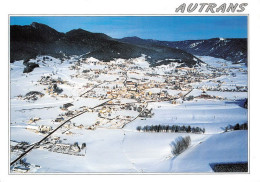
[7,14,250,175]
[2,0,260,181]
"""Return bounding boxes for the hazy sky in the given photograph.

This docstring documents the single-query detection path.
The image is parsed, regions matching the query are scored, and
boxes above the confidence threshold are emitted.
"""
[10,16,247,41]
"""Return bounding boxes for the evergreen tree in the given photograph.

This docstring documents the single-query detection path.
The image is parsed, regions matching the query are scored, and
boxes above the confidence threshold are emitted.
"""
[186,125,191,133]
[136,126,142,131]
[234,123,240,130]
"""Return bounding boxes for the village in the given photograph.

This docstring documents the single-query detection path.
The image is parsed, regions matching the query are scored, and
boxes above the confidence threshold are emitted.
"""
[15,55,248,135]
[18,56,246,133]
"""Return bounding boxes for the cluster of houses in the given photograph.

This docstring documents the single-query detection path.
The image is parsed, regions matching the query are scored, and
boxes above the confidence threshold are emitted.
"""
[25,56,247,133]
[67,57,248,106]
[37,137,86,156]
[139,108,154,118]
[38,125,53,133]
[50,142,84,156]
[10,141,30,153]
[37,75,71,97]
[11,158,39,173]
[39,58,241,131]
[26,124,53,134]
[45,83,63,95]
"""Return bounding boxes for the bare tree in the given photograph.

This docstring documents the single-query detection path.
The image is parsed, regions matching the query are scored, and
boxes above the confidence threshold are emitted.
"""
[170,136,191,155]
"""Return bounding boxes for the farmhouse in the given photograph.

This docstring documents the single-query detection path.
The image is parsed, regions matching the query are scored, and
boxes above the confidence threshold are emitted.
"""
[39,125,52,133]
[54,117,64,122]
[60,103,74,110]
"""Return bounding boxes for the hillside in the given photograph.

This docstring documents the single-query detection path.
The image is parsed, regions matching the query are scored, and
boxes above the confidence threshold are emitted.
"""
[10,22,201,67]
[119,37,247,64]
[171,130,248,172]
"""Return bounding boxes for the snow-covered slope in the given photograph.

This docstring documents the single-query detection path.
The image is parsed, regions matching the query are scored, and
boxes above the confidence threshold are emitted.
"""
[171,130,248,172]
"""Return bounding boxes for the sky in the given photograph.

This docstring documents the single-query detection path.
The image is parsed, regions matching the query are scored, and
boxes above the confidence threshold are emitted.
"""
[10,16,247,41]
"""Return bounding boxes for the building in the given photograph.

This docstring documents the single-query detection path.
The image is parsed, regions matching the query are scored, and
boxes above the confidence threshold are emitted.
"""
[39,125,52,133]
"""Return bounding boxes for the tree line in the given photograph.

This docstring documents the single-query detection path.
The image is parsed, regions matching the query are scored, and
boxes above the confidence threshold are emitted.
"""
[136,124,205,134]
[225,122,248,132]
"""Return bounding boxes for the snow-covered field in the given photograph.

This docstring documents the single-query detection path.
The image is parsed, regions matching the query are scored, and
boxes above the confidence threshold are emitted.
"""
[125,100,247,134]
[10,55,248,173]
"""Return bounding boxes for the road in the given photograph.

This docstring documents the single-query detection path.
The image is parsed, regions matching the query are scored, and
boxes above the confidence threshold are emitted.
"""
[10,98,113,166]
[121,102,149,128]
[182,88,193,100]
[12,71,136,166]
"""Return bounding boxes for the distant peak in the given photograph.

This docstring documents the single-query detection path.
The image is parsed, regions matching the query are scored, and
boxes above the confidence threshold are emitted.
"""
[30,22,39,28]
[66,28,90,34]
[30,22,55,31]
[72,28,85,31]
[31,22,46,28]
[124,36,142,39]
[132,36,141,39]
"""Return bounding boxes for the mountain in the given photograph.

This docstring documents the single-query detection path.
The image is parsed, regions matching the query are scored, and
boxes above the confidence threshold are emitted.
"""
[10,22,201,67]
[10,22,114,62]
[119,37,247,64]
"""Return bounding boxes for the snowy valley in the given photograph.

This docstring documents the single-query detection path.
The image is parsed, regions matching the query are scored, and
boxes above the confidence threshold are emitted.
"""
[10,54,248,173]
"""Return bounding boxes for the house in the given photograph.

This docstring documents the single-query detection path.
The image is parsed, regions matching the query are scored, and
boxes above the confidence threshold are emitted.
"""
[60,103,74,110]
[197,93,214,99]
[39,125,52,133]
[71,143,81,152]
[128,88,137,92]
[126,81,136,87]
[99,107,111,114]
[139,108,153,118]
[172,98,183,104]
[28,117,41,124]
[54,117,64,122]
[54,143,71,153]
[13,166,30,173]
[65,110,74,117]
